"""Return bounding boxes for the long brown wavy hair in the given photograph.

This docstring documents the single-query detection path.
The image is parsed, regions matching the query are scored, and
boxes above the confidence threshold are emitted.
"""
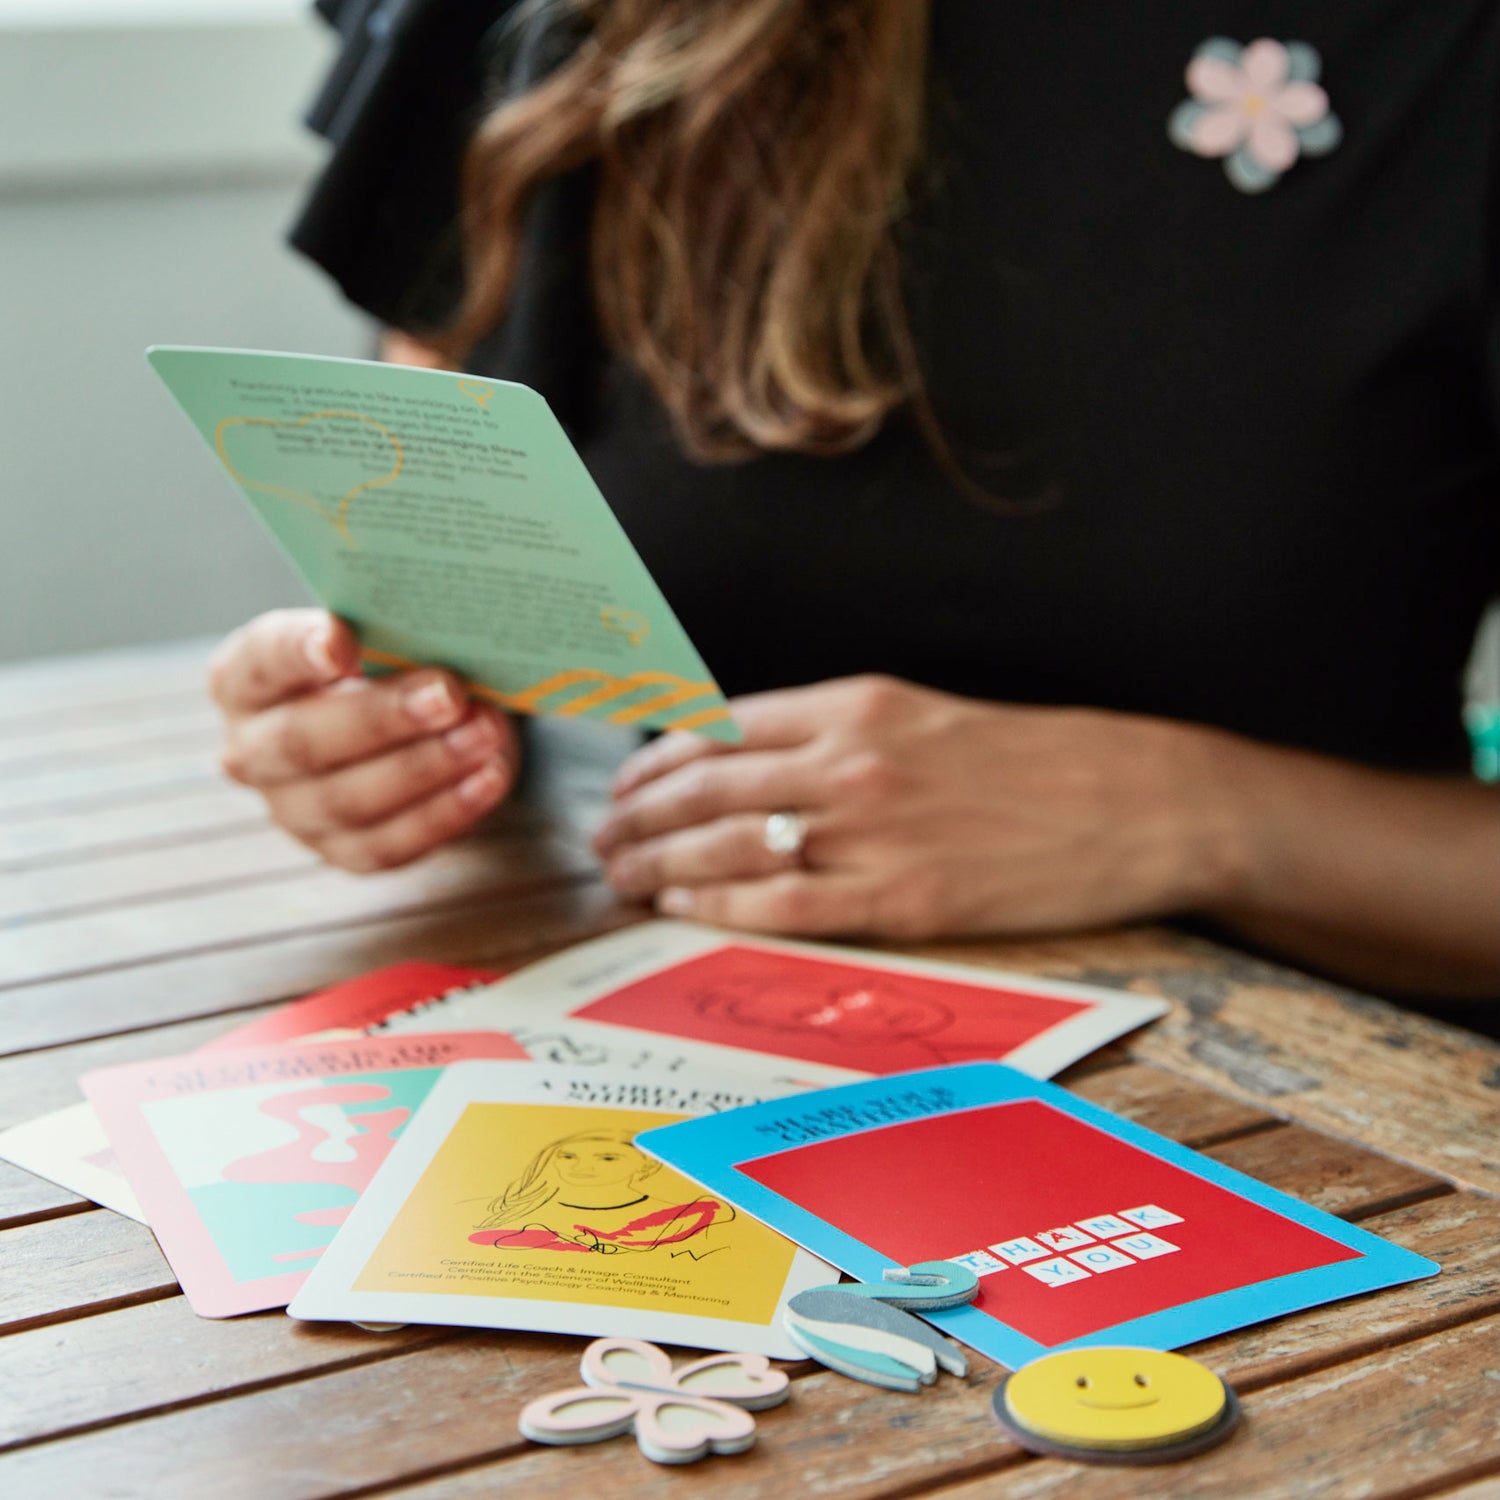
[439,0,933,464]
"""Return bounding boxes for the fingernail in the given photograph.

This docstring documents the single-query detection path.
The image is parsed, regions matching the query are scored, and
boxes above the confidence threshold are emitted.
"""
[303,625,338,679]
[458,763,505,807]
[445,716,499,759]
[405,677,460,727]
[656,887,694,916]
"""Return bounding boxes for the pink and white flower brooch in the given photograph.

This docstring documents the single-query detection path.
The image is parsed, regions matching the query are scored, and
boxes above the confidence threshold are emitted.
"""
[1168,37,1342,193]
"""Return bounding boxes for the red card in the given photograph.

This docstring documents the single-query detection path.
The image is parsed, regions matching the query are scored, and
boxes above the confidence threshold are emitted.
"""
[738,1100,1361,1347]
[572,946,1089,1075]
[201,962,503,1052]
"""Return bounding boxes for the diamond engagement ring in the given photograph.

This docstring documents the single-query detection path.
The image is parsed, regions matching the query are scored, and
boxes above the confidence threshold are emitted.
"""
[762,811,809,862]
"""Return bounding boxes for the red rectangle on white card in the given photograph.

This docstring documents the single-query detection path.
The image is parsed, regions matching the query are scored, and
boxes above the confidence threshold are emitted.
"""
[573,946,1091,1074]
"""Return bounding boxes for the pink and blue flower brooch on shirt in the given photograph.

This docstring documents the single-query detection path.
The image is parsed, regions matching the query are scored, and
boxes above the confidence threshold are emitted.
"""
[1168,37,1341,193]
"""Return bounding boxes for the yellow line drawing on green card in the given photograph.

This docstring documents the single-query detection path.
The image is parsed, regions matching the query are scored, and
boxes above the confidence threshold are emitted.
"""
[151,347,741,742]
[601,607,650,647]
[214,410,404,546]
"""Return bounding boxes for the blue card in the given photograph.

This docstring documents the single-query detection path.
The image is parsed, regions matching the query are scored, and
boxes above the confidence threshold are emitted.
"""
[636,1063,1438,1369]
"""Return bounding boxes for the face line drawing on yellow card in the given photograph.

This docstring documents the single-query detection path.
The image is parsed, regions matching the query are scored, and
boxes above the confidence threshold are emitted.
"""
[287,1062,831,1358]
[214,409,404,547]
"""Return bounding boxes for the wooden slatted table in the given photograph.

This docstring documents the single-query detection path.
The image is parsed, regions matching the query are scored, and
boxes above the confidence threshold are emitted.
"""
[1,639,1496,1500]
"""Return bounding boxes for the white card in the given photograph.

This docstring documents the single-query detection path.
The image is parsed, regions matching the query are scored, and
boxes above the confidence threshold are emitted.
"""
[379,920,1168,1086]
[0,1101,145,1221]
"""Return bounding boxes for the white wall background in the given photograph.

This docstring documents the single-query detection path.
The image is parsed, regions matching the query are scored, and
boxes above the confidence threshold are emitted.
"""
[0,0,372,663]
[0,1,1495,749]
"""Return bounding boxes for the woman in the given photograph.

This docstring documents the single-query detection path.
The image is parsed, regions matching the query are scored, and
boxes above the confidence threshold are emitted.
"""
[469,1128,733,1254]
[208,0,1498,1002]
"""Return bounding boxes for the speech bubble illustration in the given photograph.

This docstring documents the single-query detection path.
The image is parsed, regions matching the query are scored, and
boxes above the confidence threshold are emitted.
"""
[601,607,651,647]
[214,410,404,546]
[458,380,495,411]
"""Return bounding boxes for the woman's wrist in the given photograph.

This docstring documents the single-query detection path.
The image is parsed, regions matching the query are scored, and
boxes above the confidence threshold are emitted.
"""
[1154,717,1260,919]
[1173,723,1500,997]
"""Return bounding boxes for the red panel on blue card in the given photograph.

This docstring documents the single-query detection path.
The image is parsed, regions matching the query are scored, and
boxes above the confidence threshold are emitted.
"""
[736,1100,1361,1347]
[571,947,1089,1074]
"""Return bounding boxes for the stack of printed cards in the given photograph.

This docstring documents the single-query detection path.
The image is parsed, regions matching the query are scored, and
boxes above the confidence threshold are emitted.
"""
[0,926,1219,1354]
[0,962,504,1222]
[80,1032,527,1317]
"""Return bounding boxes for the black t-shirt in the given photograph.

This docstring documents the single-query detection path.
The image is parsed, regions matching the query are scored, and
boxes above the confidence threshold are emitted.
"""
[292,0,1500,773]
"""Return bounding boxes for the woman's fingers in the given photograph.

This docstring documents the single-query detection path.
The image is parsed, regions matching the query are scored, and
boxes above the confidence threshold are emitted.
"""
[604,813,817,897]
[208,609,359,714]
[593,748,826,856]
[267,708,518,837]
[221,670,471,787]
[313,759,512,873]
[206,609,527,875]
[609,684,834,798]
[655,871,875,935]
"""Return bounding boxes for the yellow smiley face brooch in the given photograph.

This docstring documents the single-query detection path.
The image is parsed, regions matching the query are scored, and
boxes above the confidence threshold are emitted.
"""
[992,1347,1240,1464]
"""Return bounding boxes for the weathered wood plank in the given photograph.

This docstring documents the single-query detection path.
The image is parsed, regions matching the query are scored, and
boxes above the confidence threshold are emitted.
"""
[369,1193,1499,1500]
[0,879,624,1065]
[0,784,267,871]
[0,827,319,927]
[1065,1062,1278,1145]
[0,752,225,819]
[0,716,218,776]
[372,1352,1010,1500]
[1126,974,1500,1198]
[914,930,1500,1198]
[0,688,211,738]
[1424,1478,1500,1500]
[0,1335,587,1500]
[1204,1124,1446,1221]
[0,1211,176,1336]
[0,832,595,991]
[0,1298,451,1452]
[0,1011,288,1133]
[0,640,212,720]
[0,1188,1483,1494]
[919,1316,1500,1500]
[1191,1191,1498,1390]
[2,1153,1478,1495]
[0,1159,85,1227]
[11,1189,1471,1480]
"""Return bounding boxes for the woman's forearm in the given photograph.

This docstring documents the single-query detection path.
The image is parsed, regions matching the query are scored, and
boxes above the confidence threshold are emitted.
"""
[1201,732,1500,1001]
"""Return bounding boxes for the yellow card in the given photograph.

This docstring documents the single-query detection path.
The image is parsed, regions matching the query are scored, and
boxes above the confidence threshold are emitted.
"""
[289,1064,831,1356]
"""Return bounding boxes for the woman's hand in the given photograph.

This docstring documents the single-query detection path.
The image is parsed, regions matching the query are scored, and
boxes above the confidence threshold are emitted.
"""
[592,675,1244,939]
[209,609,522,872]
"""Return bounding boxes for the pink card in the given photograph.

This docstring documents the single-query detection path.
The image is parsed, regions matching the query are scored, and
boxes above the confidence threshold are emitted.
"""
[0,963,506,1223]
[82,1031,526,1317]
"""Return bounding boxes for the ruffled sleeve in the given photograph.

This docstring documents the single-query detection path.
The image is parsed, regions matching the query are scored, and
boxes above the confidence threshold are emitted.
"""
[288,1,601,436]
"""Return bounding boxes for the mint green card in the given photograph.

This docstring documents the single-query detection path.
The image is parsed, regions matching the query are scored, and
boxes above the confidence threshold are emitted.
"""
[148,347,740,741]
